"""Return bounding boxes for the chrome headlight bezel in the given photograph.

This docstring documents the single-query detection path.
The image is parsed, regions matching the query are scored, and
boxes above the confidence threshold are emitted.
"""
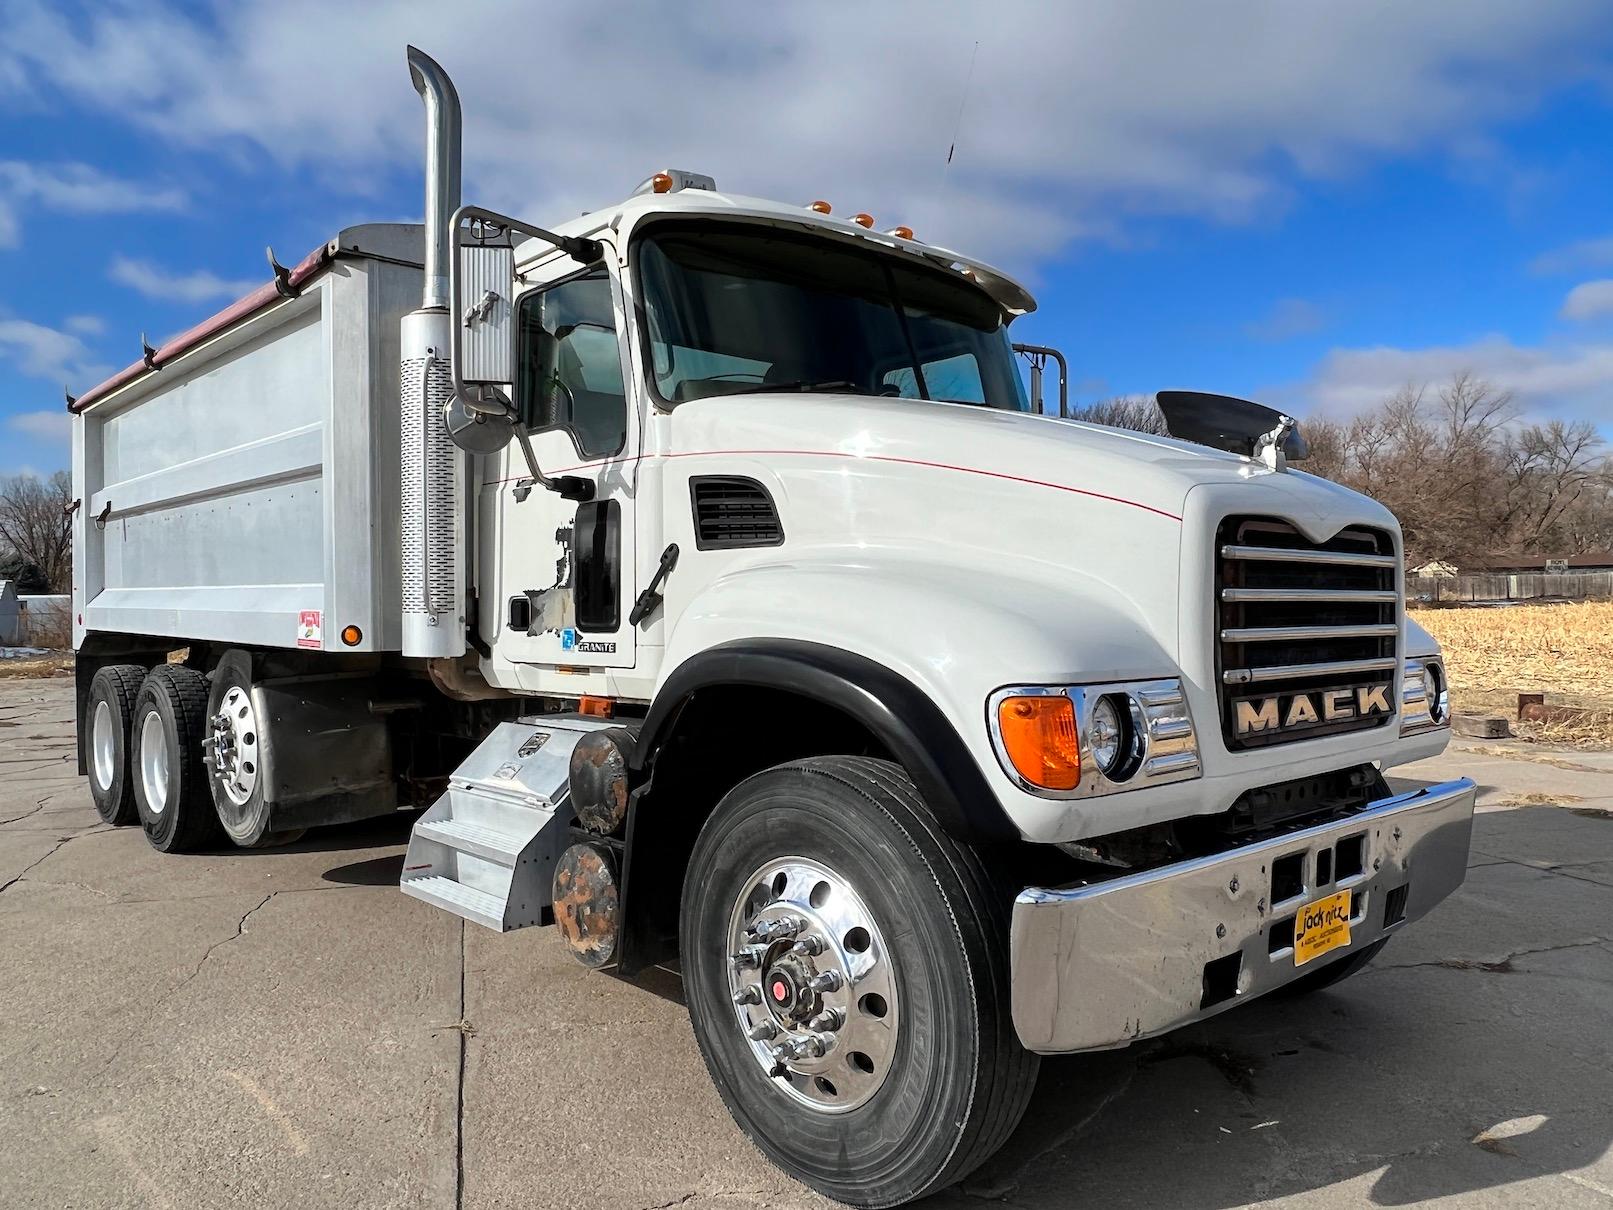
[986,678,1201,801]
[1401,657,1450,734]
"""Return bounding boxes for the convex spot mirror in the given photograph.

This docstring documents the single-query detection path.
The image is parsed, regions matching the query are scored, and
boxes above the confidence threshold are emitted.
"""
[445,396,514,454]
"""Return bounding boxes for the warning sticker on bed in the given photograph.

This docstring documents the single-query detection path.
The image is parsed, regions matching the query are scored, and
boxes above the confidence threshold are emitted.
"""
[297,610,323,649]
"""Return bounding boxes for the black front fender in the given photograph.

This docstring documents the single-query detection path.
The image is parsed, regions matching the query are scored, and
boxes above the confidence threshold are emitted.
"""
[634,638,1019,845]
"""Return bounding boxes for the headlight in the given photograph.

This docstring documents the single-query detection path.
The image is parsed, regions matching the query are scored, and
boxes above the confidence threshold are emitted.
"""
[1401,658,1450,734]
[987,680,1198,799]
[1089,694,1144,782]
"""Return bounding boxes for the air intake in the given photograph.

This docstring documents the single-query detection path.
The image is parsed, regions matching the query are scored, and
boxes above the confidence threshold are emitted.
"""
[690,477,783,549]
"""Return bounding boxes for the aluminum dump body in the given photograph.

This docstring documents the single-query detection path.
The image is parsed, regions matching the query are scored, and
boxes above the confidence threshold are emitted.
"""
[71,225,423,654]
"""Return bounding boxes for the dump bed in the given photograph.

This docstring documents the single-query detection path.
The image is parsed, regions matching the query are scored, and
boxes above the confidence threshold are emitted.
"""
[71,224,423,654]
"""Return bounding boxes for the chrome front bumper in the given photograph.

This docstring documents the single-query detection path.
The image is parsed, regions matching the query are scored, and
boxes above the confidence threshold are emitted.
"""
[1010,777,1477,1053]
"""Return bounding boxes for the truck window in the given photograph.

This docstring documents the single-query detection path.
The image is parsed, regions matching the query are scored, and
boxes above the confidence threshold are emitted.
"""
[883,352,985,404]
[515,267,627,457]
[637,223,1029,411]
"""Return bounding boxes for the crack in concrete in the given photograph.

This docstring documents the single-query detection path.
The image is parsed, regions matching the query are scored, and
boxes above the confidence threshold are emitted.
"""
[0,792,55,826]
[1366,936,1613,976]
[455,918,466,1210]
[0,827,109,896]
[161,893,276,1001]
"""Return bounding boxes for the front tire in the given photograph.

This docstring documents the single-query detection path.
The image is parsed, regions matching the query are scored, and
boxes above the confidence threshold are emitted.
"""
[86,664,146,826]
[132,666,221,853]
[681,756,1037,1208]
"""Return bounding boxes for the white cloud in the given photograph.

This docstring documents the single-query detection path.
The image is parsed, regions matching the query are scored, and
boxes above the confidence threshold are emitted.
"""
[1294,334,1613,425]
[108,255,258,304]
[8,410,69,442]
[0,160,186,248]
[1529,234,1613,276]
[1245,298,1326,342]
[0,1,1607,268]
[64,314,105,335]
[0,318,110,386]
[1560,280,1613,322]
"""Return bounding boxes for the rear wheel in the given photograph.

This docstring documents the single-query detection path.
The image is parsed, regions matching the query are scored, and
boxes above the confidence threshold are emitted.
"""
[203,651,301,847]
[86,664,146,826]
[132,666,221,853]
[681,756,1037,1208]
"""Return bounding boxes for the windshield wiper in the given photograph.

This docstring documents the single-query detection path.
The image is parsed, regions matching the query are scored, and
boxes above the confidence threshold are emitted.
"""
[746,379,865,395]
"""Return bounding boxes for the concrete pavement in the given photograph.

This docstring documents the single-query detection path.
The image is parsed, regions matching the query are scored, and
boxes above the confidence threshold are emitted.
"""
[1,677,1609,1208]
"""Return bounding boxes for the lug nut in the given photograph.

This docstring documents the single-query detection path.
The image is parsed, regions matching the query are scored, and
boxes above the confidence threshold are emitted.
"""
[753,916,802,942]
[791,935,825,957]
[747,1021,779,1041]
[730,945,767,969]
[784,1033,828,1060]
[808,970,843,994]
[733,986,761,1006]
[807,1009,844,1032]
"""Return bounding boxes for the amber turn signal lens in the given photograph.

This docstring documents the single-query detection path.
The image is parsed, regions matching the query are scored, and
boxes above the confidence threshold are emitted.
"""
[808,199,832,214]
[341,625,362,646]
[888,225,914,240]
[851,212,875,228]
[650,171,674,194]
[997,695,1081,790]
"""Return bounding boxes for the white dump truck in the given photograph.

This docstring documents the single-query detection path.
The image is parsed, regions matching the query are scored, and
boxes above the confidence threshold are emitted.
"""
[68,47,1475,1207]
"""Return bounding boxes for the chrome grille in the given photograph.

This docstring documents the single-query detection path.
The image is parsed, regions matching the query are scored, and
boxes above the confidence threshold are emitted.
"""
[1216,517,1399,750]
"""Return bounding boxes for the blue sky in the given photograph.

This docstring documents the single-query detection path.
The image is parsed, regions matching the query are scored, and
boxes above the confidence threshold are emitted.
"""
[5,1,1613,478]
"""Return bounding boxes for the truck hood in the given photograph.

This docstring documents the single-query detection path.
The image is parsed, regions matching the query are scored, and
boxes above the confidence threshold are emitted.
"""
[667,392,1392,538]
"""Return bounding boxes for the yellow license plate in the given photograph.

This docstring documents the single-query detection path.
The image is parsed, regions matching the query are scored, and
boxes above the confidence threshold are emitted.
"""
[1293,888,1352,966]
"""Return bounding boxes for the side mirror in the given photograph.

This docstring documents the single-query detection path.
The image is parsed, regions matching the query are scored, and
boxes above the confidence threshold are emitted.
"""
[455,226,516,388]
[1012,343,1069,418]
[447,204,603,501]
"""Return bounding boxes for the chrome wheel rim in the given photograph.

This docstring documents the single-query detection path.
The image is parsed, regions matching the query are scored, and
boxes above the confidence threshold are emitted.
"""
[725,856,900,1113]
[207,686,259,808]
[138,710,169,816]
[90,700,116,790]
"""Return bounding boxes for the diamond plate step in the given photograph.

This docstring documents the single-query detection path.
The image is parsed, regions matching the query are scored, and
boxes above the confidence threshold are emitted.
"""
[400,875,506,931]
[414,818,526,865]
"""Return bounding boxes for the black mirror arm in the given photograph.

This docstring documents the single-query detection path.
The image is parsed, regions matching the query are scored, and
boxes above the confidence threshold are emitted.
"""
[510,420,594,503]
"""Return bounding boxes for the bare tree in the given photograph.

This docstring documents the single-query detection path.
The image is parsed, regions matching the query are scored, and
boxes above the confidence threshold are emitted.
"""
[1300,372,1613,566]
[0,471,73,593]
[1068,395,1170,435]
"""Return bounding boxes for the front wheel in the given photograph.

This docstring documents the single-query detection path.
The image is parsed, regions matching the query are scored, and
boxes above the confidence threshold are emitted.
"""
[680,756,1037,1208]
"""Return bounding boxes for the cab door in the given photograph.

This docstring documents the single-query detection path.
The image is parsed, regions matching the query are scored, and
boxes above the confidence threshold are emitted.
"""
[489,255,637,671]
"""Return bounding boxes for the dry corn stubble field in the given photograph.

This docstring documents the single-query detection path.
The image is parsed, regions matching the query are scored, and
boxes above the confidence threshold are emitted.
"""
[1410,600,1613,746]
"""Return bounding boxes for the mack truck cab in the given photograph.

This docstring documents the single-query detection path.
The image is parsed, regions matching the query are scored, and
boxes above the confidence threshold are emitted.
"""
[68,47,1475,1208]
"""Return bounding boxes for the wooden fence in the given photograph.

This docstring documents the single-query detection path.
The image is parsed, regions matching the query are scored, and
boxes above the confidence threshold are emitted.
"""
[1408,572,1613,603]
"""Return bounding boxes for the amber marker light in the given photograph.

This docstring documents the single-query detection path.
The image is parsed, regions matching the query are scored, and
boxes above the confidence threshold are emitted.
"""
[888,225,914,240]
[851,212,875,228]
[650,171,674,194]
[808,199,832,214]
[997,695,1081,790]
[341,625,363,646]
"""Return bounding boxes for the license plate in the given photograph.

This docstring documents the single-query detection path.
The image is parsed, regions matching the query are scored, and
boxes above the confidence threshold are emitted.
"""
[1293,888,1352,966]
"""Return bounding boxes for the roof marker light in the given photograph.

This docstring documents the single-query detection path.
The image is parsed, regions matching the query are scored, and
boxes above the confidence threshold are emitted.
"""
[650,172,674,194]
[888,225,914,240]
[851,213,875,228]
[808,199,832,214]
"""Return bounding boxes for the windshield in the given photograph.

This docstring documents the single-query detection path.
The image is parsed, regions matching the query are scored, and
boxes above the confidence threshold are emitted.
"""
[637,222,1030,410]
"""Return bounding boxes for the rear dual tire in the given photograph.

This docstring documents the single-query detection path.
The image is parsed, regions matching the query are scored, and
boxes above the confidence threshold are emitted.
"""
[681,756,1037,1208]
[86,664,146,827]
[132,665,222,853]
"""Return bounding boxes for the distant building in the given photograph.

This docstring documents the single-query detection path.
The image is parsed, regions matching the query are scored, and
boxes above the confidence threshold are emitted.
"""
[1408,559,1458,578]
[0,581,18,645]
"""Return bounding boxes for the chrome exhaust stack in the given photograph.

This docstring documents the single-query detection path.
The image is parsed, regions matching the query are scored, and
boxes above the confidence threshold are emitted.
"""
[400,45,465,659]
